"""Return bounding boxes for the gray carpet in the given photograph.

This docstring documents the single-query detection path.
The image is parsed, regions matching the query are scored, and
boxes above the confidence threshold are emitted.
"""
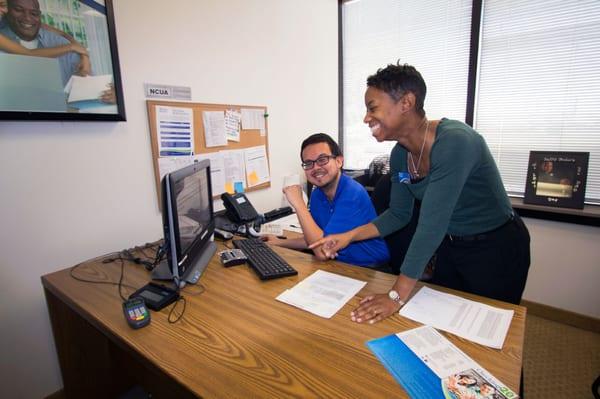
[523,315,600,399]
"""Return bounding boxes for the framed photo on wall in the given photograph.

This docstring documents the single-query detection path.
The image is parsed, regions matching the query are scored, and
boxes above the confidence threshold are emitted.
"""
[0,0,125,121]
[524,151,589,209]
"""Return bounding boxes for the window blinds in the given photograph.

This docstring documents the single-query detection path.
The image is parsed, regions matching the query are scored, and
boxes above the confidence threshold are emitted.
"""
[475,0,600,203]
[342,0,472,169]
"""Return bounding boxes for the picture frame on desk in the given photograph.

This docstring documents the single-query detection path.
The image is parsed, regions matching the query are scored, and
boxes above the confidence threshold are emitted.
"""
[523,151,589,209]
[0,0,126,121]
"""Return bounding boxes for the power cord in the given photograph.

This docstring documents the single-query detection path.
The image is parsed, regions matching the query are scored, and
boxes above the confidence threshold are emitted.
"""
[70,251,137,301]
[168,296,186,323]
[70,242,204,324]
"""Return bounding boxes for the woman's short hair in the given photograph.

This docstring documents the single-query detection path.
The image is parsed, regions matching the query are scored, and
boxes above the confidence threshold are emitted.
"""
[367,62,427,116]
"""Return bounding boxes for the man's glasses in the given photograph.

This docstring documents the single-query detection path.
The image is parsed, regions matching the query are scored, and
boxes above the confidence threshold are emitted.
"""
[301,155,336,170]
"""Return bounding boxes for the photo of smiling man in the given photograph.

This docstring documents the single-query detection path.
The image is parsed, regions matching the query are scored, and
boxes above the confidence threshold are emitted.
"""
[0,0,83,85]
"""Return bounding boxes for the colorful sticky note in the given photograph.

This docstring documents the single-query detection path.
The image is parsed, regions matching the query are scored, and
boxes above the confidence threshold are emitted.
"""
[234,181,244,193]
[225,182,234,194]
[249,171,259,186]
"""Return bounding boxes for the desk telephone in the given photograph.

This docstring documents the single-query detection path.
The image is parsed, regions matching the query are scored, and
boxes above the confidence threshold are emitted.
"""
[221,192,259,223]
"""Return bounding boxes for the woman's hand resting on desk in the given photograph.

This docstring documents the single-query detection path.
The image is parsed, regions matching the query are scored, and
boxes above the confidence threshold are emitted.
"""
[351,294,402,324]
[353,274,418,324]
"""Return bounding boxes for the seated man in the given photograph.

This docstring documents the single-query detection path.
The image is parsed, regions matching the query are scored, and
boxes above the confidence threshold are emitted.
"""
[0,0,85,85]
[265,133,390,268]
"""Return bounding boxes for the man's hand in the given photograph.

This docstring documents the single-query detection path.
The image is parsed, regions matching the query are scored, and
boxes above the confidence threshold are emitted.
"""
[100,83,116,104]
[261,235,286,246]
[350,294,401,324]
[282,184,305,210]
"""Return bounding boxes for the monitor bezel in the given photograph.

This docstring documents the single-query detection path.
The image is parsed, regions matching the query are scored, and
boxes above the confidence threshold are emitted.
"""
[163,159,215,281]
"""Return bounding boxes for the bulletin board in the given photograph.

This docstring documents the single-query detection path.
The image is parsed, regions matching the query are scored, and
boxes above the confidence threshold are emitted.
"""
[146,100,271,201]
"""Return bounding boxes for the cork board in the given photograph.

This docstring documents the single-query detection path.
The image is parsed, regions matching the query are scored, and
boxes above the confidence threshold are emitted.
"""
[146,100,270,201]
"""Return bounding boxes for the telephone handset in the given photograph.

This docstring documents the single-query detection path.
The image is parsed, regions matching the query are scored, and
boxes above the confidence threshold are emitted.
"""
[221,192,259,223]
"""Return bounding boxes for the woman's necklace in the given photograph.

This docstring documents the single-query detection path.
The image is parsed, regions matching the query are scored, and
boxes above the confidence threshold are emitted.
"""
[408,119,429,178]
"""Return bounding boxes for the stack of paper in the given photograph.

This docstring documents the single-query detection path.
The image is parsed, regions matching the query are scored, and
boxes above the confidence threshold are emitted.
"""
[257,223,284,236]
[399,286,514,349]
[276,270,366,318]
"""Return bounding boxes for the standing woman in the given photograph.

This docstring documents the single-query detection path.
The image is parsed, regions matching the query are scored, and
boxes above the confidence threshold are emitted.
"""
[311,62,530,324]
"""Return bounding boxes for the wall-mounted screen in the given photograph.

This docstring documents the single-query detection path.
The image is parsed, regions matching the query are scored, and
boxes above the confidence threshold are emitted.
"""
[0,0,125,121]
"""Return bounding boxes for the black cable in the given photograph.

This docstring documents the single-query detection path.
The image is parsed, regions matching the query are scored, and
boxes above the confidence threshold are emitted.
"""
[70,242,161,301]
[168,296,186,323]
[69,242,206,325]
[70,253,136,301]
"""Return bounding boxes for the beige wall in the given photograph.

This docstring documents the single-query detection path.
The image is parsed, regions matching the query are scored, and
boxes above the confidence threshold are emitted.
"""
[0,1,338,397]
[522,217,600,318]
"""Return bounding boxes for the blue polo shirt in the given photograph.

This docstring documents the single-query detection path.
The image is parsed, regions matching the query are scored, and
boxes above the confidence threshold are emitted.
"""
[310,174,390,267]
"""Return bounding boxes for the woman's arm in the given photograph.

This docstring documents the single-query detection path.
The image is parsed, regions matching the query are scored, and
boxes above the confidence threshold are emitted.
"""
[0,34,88,57]
[309,222,380,258]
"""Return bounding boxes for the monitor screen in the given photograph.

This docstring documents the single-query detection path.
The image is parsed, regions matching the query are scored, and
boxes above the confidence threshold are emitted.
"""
[174,167,212,256]
[157,159,216,286]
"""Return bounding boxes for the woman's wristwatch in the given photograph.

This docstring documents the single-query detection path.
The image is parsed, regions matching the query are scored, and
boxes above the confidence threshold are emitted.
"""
[388,290,406,308]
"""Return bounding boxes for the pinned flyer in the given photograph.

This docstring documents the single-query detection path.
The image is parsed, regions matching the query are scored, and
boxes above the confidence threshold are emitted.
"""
[222,149,246,193]
[224,109,241,142]
[156,105,194,156]
[202,110,227,147]
[244,145,270,187]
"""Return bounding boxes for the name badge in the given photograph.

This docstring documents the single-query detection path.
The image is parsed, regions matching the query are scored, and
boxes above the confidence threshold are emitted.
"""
[398,172,411,184]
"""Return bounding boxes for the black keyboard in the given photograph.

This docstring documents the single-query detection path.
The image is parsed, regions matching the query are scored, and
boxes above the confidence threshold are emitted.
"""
[233,238,298,280]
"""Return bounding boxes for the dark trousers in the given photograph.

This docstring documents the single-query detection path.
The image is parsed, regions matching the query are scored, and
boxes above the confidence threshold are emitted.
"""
[431,214,531,305]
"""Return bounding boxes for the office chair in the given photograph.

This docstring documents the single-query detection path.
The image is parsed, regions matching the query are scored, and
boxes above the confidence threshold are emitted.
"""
[343,154,391,195]
[593,374,600,399]
[369,154,390,179]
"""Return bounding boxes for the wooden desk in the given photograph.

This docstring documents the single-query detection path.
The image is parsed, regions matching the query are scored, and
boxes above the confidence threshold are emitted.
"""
[42,242,525,398]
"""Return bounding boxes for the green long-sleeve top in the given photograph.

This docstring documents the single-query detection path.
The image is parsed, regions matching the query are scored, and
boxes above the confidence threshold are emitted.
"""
[372,119,513,279]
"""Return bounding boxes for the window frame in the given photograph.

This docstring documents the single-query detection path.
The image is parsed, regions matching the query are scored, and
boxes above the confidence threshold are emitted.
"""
[337,0,599,227]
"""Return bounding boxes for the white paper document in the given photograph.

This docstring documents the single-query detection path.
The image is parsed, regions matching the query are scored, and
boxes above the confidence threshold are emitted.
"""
[399,286,514,349]
[276,270,366,318]
[272,213,302,233]
[221,149,246,193]
[224,109,241,142]
[156,105,194,156]
[241,108,266,134]
[202,110,227,147]
[157,156,195,180]
[257,223,284,236]
[244,145,270,187]
[65,74,112,102]
[194,153,226,196]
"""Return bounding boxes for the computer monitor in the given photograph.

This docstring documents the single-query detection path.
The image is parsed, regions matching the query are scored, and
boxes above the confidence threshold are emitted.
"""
[152,159,217,287]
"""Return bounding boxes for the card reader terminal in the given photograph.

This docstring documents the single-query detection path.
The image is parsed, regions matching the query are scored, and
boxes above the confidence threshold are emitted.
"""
[123,297,151,329]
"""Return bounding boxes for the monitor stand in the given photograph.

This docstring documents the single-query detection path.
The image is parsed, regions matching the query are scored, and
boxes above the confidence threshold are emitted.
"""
[151,241,217,286]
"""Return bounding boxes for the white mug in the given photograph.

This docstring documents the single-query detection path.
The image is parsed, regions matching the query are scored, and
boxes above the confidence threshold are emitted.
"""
[283,173,300,188]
